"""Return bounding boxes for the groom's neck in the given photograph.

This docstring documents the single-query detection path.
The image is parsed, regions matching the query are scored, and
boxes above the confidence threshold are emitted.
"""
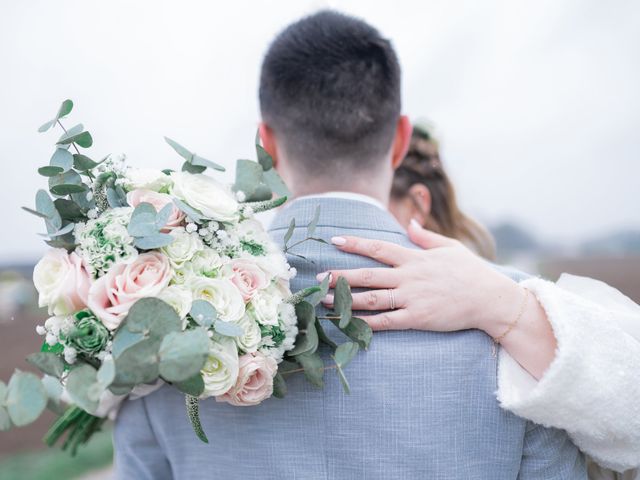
[290,176,392,207]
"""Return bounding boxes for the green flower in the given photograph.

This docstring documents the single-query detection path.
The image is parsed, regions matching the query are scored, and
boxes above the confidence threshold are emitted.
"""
[65,310,109,355]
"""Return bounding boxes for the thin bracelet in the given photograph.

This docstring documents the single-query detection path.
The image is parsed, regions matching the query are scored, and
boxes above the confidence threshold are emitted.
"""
[493,287,529,344]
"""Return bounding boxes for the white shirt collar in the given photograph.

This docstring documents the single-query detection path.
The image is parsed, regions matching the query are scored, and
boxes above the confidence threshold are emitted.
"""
[294,191,387,212]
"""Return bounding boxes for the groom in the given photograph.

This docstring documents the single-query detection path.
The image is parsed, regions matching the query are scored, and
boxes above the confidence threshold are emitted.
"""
[114,10,585,479]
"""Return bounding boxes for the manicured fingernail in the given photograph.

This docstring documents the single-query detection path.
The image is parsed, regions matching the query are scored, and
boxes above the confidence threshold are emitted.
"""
[410,218,421,229]
[322,294,334,305]
[331,236,347,246]
[316,272,330,282]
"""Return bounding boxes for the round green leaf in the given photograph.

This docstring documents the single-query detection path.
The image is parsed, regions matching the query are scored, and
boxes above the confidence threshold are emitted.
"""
[38,166,65,177]
[50,184,87,196]
[112,339,160,387]
[50,148,74,171]
[158,329,209,382]
[6,371,47,427]
[66,364,99,413]
[26,352,64,378]
[0,406,10,431]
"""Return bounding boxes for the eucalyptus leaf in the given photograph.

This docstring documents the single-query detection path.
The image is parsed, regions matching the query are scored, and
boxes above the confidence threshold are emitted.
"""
[307,206,321,237]
[6,371,47,426]
[255,130,273,170]
[26,352,64,378]
[41,375,63,402]
[335,363,351,394]
[234,159,265,201]
[21,206,50,220]
[331,316,373,350]
[48,222,75,238]
[54,199,85,221]
[134,233,174,250]
[173,198,204,222]
[173,374,205,397]
[182,162,206,174]
[38,166,65,177]
[296,352,324,388]
[50,148,74,171]
[288,302,318,356]
[158,328,209,382]
[111,328,145,358]
[155,203,173,230]
[123,298,182,338]
[35,189,58,219]
[189,300,217,327]
[333,342,359,368]
[112,339,161,387]
[283,218,295,246]
[58,130,93,148]
[192,154,225,172]
[316,320,337,349]
[38,119,56,133]
[56,99,73,120]
[73,154,100,171]
[0,406,10,431]
[131,202,157,218]
[128,215,159,237]
[164,136,193,161]
[272,372,287,398]
[334,277,353,328]
[263,169,291,197]
[305,273,331,307]
[96,357,116,387]
[106,187,126,209]
[0,380,6,404]
[65,364,99,413]
[59,123,84,140]
[50,184,87,196]
[213,320,244,338]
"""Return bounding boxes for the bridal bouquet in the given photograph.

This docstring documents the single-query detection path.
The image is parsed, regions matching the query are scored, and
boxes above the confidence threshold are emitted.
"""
[0,100,371,453]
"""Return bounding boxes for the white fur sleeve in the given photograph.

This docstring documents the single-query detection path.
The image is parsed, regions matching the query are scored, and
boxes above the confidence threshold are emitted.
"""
[496,276,640,472]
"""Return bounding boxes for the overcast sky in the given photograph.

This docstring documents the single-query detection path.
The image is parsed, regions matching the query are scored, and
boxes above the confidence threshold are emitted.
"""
[0,0,638,263]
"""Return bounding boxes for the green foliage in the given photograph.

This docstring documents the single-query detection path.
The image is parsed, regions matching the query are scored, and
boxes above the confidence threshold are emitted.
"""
[38,99,73,132]
[235,159,271,202]
[173,198,205,223]
[65,364,100,413]
[330,316,373,350]
[158,329,209,382]
[272,372,287,398]
[334,277,353,328]
[5,371,47,427]
[174,374,205,397]
[165,136,225,173]
[26,352,64,378]
[128,202,175,249]
[190,299,217,327]
[296,352,325,388]
[288,302,319,356]
[213,319,244,337]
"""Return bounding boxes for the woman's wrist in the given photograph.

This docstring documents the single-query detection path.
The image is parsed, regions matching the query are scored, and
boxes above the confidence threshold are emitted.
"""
[474,274,527,339]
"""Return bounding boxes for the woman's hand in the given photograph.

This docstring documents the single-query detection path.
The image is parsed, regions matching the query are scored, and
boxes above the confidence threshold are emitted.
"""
[320,220,524,338]
[320,220,557,379]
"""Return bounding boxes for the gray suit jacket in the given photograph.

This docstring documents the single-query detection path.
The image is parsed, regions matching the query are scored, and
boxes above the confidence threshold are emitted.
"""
[114,197,586,479]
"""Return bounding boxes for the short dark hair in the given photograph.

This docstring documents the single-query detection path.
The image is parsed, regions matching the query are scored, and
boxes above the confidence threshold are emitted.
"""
[259,10,401,174]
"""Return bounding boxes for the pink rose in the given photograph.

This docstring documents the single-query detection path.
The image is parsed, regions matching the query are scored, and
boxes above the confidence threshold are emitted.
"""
[33,249,91,315]
[88,252,172,330]
[216,352,278,406]
[230,259,268,301]
[126,189,185,231]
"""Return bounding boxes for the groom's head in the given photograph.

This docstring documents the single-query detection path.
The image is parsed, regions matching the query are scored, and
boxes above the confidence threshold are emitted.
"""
[259,10,412,198]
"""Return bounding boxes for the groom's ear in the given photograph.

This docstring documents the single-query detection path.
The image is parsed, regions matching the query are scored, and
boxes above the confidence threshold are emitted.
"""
[259,123,278,167]
[391,115,412,170]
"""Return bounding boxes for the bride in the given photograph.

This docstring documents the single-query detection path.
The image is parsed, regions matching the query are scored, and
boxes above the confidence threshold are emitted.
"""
[321,124,640,477]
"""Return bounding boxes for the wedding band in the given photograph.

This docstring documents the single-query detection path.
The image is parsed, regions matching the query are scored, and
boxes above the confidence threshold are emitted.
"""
[388,289,396,310]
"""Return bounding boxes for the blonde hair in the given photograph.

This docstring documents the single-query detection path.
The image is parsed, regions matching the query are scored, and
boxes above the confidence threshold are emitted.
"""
[391,125,497,260]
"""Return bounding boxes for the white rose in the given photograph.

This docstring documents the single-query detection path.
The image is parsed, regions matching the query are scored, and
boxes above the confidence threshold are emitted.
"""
[190,277,245,322]
[33,249,91,316]
[161,228,203,268]
[200,337,239,398]
[123,168,172,192]
[190,249,224,278]
[236,218,271,245]
[157,285,193,323]
[233,314,262,353]
[254,252,293,282]
[249,290,283,327]
[170,172,238,223]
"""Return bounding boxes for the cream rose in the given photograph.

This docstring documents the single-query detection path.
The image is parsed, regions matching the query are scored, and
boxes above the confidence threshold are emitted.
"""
[229,259,268,301]
[170,172,238,222]
[190,277,245,322]
[123,168,172,192]
[161,228,203,268]
[201,337,239,398]
[249,290,282,326]
[233,314,262,353]
[126,189,185,231]
[157,284,193,323]
[87,252,172,330]
[190,249,223,278]
[216,352,277,406]
[33,249,91,316]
